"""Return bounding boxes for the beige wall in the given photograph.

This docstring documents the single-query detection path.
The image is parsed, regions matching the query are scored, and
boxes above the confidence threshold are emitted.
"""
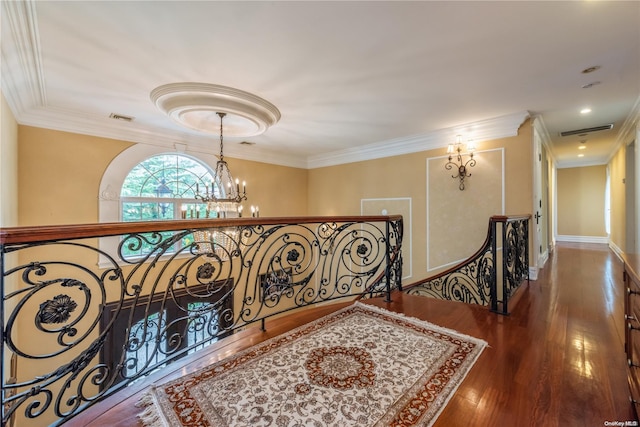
[1,92,19,227]
[220,156,308,217]
[309,119,534,283]
[18,126,308,226]
[609,145,627,252]
[557,165,607,238]
[1,89,20,427]
[19,126,134,226]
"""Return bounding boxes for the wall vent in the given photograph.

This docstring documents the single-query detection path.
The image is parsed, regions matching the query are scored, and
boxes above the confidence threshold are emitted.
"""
[559,124,613,137]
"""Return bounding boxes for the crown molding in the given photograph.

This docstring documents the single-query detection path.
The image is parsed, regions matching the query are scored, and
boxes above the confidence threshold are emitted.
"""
[1,0,46,113]
[15,105,309,169]
[618,94,640,145]
[609,93,640,163]
[306,111,530,169]
[531,115,558,164]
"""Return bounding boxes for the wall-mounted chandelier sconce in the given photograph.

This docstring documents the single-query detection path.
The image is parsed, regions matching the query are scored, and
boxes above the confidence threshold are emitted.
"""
[445,135,476,191]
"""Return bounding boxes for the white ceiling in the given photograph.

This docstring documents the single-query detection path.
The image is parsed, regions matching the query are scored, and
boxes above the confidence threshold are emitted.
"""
[2,1,639,169]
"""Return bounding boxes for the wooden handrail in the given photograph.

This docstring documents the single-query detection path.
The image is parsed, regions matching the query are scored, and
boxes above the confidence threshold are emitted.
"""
[0,215,403,244]
[490,214,531,222]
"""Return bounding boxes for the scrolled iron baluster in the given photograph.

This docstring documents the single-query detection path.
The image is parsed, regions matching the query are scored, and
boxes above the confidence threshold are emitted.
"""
[1,216,402,426]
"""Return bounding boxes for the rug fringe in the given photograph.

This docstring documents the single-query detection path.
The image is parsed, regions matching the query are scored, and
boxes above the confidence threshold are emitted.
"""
[136,387,169,427]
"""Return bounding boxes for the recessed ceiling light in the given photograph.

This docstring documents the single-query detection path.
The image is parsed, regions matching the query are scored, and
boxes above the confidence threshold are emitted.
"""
[581,66,601,74]
[578,145,586,150]
[578,154,585,158]
[580,108,592,114]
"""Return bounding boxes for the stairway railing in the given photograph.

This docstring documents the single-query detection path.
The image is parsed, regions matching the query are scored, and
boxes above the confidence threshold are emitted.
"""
[404,214,531,315]
[0,216,402,427]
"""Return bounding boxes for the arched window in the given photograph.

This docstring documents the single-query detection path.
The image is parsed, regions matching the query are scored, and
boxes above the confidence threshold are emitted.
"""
[119,154,223,257]
[120,154,217,222]
[98,145,223,266]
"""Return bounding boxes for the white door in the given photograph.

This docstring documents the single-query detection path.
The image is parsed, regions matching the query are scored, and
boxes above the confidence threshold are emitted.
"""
[532,126,546,277]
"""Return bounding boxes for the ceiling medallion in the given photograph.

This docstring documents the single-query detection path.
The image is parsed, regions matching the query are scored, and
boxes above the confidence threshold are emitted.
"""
[150,82,281,137]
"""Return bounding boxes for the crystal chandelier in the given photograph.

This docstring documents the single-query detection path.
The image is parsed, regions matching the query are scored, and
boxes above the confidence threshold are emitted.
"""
[195,112,247,216]
[193,226,240,260]
[193,112,246,259]
[151,83,280,259]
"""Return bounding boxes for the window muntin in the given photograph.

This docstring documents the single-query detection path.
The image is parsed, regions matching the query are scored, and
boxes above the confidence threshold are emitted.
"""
[120,154,218,257]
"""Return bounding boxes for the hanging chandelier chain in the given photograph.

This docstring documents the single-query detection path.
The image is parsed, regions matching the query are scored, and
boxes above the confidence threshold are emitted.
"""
[218,112,226,162]
[193,111,248,212]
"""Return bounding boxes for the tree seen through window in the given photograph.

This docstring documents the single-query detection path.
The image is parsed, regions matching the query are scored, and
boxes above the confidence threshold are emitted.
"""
[120,154,218,256]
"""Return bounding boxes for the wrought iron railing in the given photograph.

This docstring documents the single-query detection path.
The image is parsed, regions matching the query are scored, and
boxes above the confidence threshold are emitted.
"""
[0,215,403,427]
[405,215,530,315]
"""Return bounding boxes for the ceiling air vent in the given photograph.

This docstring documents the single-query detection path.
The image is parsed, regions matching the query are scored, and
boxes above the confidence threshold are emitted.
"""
[109,113,134,122]
[559,124,613,137]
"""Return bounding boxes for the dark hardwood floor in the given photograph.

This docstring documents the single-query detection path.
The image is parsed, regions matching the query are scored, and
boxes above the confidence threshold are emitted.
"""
[69,243,636,426]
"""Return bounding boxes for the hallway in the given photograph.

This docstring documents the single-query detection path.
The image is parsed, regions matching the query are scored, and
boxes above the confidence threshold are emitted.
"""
[73,243,637,426]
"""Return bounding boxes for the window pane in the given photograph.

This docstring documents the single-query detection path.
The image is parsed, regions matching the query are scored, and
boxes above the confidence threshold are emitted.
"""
[120,154,220,258]
[123,202,175,221]
[121,154,214,198]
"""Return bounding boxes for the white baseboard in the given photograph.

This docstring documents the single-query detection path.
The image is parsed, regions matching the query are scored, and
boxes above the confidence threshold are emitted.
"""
[555,235,609,244]
[538,250,549,268]
[529,267,539,281]
[609,241,625,262]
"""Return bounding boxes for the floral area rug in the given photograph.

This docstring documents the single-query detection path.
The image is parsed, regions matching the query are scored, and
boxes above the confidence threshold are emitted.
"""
[137,302,486,427]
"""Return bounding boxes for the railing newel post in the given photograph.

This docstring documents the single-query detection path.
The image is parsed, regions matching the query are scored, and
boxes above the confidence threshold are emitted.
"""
[489,218,499,313]
[384,219,392,303]
[1,246,5,426]
[502,220,509,315]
